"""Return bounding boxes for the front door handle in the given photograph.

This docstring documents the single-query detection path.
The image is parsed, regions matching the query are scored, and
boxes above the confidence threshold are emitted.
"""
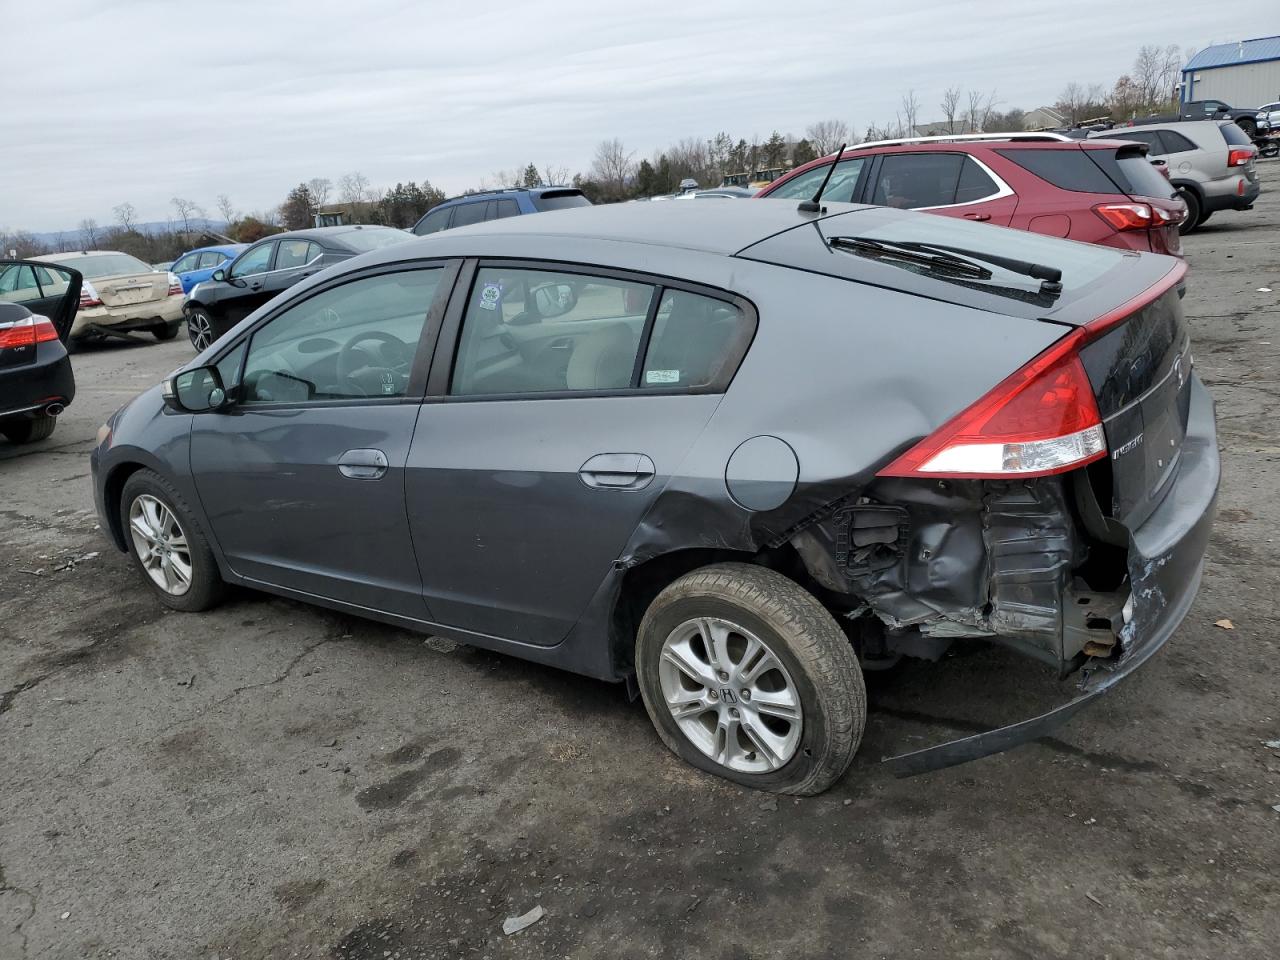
[338,448,388,480]
[964,212,992,222]
[579,453,655,490]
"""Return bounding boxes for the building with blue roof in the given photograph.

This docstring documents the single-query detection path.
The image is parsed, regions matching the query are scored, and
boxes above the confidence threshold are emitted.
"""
[1181,36,1280,107]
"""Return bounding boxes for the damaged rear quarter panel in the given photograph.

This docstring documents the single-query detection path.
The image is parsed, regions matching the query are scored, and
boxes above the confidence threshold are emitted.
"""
[615,263,1067,568]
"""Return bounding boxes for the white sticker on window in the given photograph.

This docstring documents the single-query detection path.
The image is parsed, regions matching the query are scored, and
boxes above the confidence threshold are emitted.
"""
[646,369,680,384]
[478,281,503,311]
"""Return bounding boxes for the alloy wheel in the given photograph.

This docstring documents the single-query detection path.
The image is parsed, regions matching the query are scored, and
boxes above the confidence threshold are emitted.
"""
[128,494,193,595]
[187,312,212,350]
[658,616,803,773]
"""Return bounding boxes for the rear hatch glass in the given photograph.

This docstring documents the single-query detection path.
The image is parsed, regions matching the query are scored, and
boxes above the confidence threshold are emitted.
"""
[532,190,591,212]
[1079,288,1191,527]
[1219,121,1252,146]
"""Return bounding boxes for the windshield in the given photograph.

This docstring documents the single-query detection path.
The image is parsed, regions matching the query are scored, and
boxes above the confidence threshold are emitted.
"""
[532,191,591,212]
[335,228,414,252]
[43,253,152,279]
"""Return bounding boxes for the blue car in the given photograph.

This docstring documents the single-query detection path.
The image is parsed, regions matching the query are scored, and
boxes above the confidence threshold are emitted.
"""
[168,244,246,294]
[410,186,590,236]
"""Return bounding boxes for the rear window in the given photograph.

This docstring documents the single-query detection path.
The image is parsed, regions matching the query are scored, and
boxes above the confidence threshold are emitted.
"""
[1113,154,1177,200]
[1219,122,1252,146]
[334,228,413,252]
[531,190,590,212]
[44,253,151,279]
[996,148,1118,194]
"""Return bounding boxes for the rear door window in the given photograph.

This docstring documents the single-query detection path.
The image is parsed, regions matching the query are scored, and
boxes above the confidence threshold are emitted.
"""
[198,251,229,269]
[414,207,452,235]
[451,202,489,228]
[275,239,320,270]
[766,158,866,203]
[1112,130,1164,155]
[954,157,1001,203]
[641,290,751,390]
[870,153,965,209]
[1158,130,1197,154]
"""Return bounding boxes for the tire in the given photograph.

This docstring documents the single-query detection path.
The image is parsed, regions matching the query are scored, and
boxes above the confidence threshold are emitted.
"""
[635,562,865,795]
[120,469,224,612]
[1177,188,1202,236]
[1236,118,1256,139]
[1196,209,1213,227]
[186,307,215,351]
[153,322,180,341]
[1,414,56,444]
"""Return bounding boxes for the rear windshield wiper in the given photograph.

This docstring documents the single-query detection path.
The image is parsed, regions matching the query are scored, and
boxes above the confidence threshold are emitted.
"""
[828,237,993,280]
[830,236,1064,297]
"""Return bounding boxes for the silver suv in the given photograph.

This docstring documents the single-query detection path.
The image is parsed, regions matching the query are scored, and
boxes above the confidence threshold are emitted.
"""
[1091,120,1260,234]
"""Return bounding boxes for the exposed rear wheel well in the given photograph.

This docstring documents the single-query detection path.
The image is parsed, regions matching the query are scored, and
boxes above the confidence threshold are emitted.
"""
[609,543,821,674]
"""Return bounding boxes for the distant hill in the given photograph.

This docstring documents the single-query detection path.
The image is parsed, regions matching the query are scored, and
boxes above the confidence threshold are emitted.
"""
[30,218,230,249]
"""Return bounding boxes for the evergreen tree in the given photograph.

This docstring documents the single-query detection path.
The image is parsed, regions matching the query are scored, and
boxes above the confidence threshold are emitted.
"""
[791,138,817,167]
[521,163,541,188]
[279,183,316,230]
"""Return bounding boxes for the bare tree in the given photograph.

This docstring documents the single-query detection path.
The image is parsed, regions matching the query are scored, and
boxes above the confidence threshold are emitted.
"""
[1132,44,1181,107]
[940,86,963,134]
[78,218,100,250]
[899,90,921,137]
[338,171,374,205]
[542,163,571,186]
[171,197,200,238]
[964,88,1000,133]
[216,194,237,225]
[805,119,849,155]
[590,138,635,194]
[113,202,137,233]
[307,178,333,208]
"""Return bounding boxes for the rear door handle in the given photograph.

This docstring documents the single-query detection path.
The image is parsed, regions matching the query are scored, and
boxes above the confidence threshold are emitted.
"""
[579,453,655,490]
[338,448,388,480]
[964,212,992,221]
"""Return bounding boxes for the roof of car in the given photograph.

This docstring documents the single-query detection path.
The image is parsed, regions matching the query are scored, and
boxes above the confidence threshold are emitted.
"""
[33,250,146,261]
[438,185,582,205]
[402,197,876,256]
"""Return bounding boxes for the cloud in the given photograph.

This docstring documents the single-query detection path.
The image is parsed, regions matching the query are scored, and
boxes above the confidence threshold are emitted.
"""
[1,0,1269,230]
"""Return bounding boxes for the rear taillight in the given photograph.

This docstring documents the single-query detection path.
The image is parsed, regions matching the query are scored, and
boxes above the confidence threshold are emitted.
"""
[1151,205,1181,225]
[1093,202,1152,232]
[1227,148,1255,167]
[167,272,182,296]
[878,337,1104,479]
[878,260,1189,480]
[80,279,103,308]
[0,315,60,350]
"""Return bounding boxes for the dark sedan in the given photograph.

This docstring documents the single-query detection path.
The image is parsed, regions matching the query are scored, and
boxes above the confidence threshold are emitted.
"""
[183,225,413,350]
[91,201,1216,794]
[0,260,80,444]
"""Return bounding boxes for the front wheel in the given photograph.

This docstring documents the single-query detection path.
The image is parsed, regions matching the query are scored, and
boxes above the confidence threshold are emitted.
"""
[1177,188,1202,236]
[635,563,865,795]
[120,469,224,611]
[186,308,215,351]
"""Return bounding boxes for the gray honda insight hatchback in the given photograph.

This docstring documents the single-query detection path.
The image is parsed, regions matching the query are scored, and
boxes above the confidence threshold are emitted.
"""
[90,200,1216,794]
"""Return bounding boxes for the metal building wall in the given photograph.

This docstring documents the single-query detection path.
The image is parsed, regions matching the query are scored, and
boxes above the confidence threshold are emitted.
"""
[1184,61,1280,105]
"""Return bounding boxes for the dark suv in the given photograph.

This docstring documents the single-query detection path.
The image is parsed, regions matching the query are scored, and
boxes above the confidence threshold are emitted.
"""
[410,187,590,236]
[183,226,412,349]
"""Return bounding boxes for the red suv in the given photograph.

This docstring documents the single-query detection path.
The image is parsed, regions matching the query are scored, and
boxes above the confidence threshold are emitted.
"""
[757,134,1186,257]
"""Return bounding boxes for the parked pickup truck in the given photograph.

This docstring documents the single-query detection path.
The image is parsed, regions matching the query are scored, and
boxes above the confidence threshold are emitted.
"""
[1129,99,1262,137]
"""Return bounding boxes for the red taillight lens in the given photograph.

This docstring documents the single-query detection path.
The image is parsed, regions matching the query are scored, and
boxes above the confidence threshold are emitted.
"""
[1094,202,1153,232]
[0,315,59,350]
[80,279,103,308]
[878,333,1105,479]
[167,272,182,296]
[1227,148,1254,167]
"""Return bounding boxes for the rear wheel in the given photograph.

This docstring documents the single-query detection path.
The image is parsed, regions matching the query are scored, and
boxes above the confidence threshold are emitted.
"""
[1196,209,1213,227]
[186,308,215,351]
[120,469,224,611]
[635,562,865,795]
[1,414,56,444]
[153,321,180,341]
[1236,117,1256,139]
[1177,188,1202,235]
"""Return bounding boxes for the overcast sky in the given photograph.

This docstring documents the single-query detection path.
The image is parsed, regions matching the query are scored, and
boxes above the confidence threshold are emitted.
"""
[2,0,1273,232]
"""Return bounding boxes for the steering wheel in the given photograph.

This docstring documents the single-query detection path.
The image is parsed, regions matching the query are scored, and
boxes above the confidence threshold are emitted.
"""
[336,331,412,396]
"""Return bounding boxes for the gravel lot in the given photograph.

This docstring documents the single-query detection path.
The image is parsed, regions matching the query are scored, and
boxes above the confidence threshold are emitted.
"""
[3,180,1278,959]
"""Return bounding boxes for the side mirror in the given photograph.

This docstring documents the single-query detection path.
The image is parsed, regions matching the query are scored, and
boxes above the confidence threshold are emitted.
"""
[163,365,227,413]
[530,282,578,319]
[211,268,227,282]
